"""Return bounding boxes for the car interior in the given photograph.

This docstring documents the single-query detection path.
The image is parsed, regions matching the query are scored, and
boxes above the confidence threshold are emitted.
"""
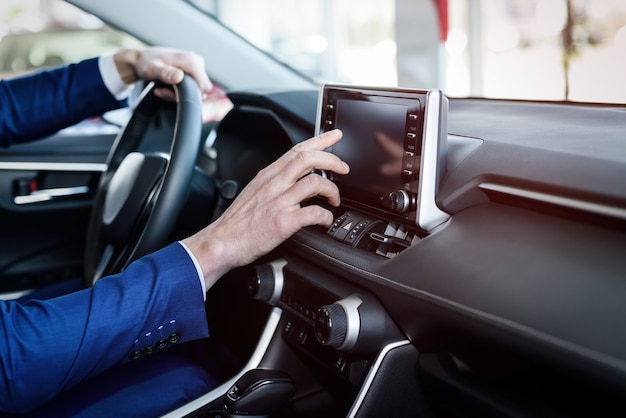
[0,1,625,417]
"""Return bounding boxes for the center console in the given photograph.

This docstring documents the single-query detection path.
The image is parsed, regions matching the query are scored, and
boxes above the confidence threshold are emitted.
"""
[249,258,404,387]
[167,84,449,417]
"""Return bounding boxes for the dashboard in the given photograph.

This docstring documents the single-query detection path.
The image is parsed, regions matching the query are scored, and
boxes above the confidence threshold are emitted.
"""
[172,86,626,418]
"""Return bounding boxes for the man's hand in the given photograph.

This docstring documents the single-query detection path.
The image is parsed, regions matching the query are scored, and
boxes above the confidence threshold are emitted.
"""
[183,129,349,289]
[113,47,214,100]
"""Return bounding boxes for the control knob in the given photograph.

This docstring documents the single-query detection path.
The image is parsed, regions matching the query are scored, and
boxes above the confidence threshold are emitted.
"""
[247,259,286,306]
[381,190,415,214]
[314,295,362,351]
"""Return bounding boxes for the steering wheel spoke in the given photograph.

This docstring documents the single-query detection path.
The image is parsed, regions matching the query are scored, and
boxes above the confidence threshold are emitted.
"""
[84,77,203,285]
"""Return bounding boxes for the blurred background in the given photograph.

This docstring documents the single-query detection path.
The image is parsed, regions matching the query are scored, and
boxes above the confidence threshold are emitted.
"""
[1,0,624,104]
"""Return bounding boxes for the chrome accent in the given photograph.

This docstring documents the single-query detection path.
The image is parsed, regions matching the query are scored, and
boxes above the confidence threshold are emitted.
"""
[416,89,450,231]
[336,295,363,352]
[0,162,107,172]
[314,82,326,137]
[347,340,411,418]
[0,289,34,301]
[14,186,89,205]
[479,182,626,221]
[268,259,287,306]
[103,152,144,225]
[161,307,283,418]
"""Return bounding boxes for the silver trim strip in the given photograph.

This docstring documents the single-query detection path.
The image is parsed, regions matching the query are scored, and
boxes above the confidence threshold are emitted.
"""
[336,295,363,352]
[0,162,107,172]
[347,340,411,418]
[161,307,283,418]
[268,259,287,306]
[0,289,34,301]
[417,90,450,231]
[14,186,89,205]
[479,182,626,221]
[314,82,326,136]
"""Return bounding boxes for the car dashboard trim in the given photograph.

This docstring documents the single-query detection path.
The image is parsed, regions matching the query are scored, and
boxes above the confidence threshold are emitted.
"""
[0,162,107,172]
[161,307,283,418]
[416,89,450,231]
[479,182,626,221]
[289,228,626,376]
[347,339,411,418]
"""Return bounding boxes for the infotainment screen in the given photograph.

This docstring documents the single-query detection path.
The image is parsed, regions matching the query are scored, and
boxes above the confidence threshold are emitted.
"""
[315,83,449,231]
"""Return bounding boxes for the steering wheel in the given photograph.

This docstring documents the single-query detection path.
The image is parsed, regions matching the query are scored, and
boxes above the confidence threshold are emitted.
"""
[83,76,203,285]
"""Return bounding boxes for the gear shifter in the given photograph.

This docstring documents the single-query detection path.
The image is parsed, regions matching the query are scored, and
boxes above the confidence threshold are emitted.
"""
[224,369,295,418]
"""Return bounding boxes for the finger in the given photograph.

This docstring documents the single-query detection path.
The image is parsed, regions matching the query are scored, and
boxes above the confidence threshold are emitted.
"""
[288,171,342,207]
[137,59,182,85]
[165,52,213,94]
[181,67,213,95]
[160,65,185,85]
[296,129,343,151]
[288,149,350,183]
[140,53,213,95]
[290,204,336,229]
[153,87,177,102]
[263,131,349,181]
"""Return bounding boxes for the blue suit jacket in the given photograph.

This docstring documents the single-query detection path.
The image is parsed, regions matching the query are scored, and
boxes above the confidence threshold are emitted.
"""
[0,242,209,414]
[0,57,121,146]
[0,60,209,413]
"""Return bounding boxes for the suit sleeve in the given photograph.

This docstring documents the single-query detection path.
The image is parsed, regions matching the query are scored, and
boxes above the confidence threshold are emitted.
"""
[0,242,209,414]
[0,57,123,147]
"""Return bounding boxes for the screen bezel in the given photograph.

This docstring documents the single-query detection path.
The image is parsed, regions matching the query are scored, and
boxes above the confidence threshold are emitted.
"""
[315,83,449,231]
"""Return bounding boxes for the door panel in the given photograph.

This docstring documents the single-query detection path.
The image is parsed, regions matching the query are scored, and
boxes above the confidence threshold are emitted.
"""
[0,120,117,293]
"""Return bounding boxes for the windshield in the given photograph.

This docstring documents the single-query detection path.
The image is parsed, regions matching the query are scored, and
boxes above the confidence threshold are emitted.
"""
[187,0,625,104]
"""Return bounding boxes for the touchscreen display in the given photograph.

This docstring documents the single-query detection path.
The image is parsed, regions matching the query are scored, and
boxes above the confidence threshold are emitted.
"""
[331,99,407,200]
[316,83,449,231]
[318,85,424,219]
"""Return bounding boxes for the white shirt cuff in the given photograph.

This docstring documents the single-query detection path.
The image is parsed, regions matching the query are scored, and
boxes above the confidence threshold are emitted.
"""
[98,53,134,101]
[178,241,207,301]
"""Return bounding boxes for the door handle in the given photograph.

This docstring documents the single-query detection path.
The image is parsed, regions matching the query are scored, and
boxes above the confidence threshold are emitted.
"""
[14,185,89,205]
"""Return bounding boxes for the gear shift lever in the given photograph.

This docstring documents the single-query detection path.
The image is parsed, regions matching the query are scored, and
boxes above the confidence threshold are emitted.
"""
[224,369,295,418]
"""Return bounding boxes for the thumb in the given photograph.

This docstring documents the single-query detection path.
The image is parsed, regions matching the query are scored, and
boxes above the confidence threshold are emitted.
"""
[159,65,185,85]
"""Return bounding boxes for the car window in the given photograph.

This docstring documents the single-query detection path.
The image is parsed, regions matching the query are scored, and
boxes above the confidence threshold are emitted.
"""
[186,0,626,104]
[0,0,232,122]
[0,1,144,79]
[0,29,144,77]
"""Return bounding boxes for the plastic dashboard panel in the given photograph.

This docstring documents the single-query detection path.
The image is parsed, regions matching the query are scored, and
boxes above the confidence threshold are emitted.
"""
[200,89,626,416]
[290,202,626,377]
